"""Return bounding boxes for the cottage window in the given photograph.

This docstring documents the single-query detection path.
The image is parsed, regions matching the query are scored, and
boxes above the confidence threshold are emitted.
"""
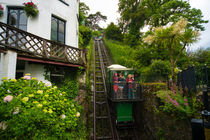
[51,16,66,44]
[7,8,27,31]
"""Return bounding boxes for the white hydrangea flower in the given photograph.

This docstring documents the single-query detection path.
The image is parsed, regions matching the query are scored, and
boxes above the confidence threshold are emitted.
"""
[61,114,66,119]
[13,107,19,115]
[0,122,7,130]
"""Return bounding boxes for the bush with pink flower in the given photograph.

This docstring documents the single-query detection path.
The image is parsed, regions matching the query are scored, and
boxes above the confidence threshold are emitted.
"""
[0,75,86,139]
[155,87,202,119]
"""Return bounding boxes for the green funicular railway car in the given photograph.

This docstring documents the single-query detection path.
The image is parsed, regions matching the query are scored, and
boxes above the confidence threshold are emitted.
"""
[106,64,142,127]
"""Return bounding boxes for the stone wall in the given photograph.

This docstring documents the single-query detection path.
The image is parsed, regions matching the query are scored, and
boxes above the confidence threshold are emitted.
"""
[135,84,192,140]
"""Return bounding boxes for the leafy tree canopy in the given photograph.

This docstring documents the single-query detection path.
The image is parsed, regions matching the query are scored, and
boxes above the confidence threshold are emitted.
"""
[143,18,200,82]
[118,0,208,33]
[79,2,90,25]
[85,12,107,30]
[105,22,123,41]
[189,47,210,66]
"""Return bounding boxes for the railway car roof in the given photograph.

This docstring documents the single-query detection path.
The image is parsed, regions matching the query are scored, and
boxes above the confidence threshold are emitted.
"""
[107,64,133,71]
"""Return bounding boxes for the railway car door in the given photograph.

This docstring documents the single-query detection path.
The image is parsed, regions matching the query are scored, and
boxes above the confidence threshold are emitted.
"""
[117,103,133,123]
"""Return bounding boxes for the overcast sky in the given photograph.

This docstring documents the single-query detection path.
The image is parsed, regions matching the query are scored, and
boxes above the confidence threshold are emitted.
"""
[81,0,210,50]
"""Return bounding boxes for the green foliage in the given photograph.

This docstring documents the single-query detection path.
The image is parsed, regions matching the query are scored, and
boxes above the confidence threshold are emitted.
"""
[79,32,84,47]
[149,60,170,77]
[104,39,137,68]
[156,128,165,140]
[143,19,199,82]
[87,39,93,69]
[118,0,208,34]
[138,60,170,83]
[85,12,107,30]
[189,47,210,66]
[79,25,92,48]
[23,2,39,18]
[0,77,85,139]
[155,89,202,120]
[79,2,90,25]
[123,33,140,46]
[58,79,78,99]
[105,22,123,41]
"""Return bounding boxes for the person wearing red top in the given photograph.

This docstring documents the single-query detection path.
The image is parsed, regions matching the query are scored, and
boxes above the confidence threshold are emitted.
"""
[118,73,125,99]
[126,74,134,99]
[113,73,119,99]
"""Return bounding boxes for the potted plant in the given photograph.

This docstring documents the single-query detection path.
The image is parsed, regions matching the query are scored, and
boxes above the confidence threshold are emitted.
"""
[0,4,4,17]
[23,1,39,18]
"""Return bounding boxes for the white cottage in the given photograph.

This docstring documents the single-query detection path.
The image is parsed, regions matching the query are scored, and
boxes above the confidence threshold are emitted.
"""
[0,0,84,84]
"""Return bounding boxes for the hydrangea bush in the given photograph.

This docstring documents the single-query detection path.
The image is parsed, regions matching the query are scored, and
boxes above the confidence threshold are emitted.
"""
[0,75,85,139]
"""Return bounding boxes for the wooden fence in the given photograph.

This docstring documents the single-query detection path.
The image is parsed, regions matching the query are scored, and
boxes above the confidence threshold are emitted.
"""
[0,22,85,65]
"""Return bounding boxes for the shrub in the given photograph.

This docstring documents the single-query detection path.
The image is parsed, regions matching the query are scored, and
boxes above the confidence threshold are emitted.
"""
[149,60,170,77]
[0,76,84,139]
[105,22,123,41]
[155,88,202,120]
[123,33,140,47]
[139,60,170,83]
[92,31,100,38]
[79,32,84,47]
[79,26,92,48]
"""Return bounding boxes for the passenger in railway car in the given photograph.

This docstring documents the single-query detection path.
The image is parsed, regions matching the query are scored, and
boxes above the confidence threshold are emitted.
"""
[131,74,136,98]
[131,74,134,80]
[113,73,119,98]
[126,74,134,99]
[118,73,125,99]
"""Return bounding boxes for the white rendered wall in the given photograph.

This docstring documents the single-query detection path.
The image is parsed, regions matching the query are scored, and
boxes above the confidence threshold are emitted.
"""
[1,50,17,80]
[0,53,4,84]
[24,62,50,84]
[0,0,79,48]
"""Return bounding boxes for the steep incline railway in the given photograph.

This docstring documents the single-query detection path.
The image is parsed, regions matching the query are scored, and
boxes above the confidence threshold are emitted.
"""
[92,39,139,140]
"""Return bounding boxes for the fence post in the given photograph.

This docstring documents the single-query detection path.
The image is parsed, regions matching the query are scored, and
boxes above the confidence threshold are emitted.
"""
[205,65,209,91]
[203,90,209,111]
[42,40,48,58]
[192,66,197,93]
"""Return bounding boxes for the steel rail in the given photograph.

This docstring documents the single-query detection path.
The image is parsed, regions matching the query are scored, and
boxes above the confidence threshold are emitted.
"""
[100,40,111,66]
[97,40,115,139]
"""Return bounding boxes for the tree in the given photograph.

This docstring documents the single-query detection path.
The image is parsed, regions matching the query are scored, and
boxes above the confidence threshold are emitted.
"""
[105,22,123,41]
[141,0,208,31]
[79,2,90,25]
[118,0,208,35]
[143,18,199,83]
[85,12,107,30]
[189,47,210,66]
[79,26,92,48]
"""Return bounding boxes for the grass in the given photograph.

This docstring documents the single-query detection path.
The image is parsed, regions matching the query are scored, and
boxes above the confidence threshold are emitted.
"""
[103,39,136,68]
